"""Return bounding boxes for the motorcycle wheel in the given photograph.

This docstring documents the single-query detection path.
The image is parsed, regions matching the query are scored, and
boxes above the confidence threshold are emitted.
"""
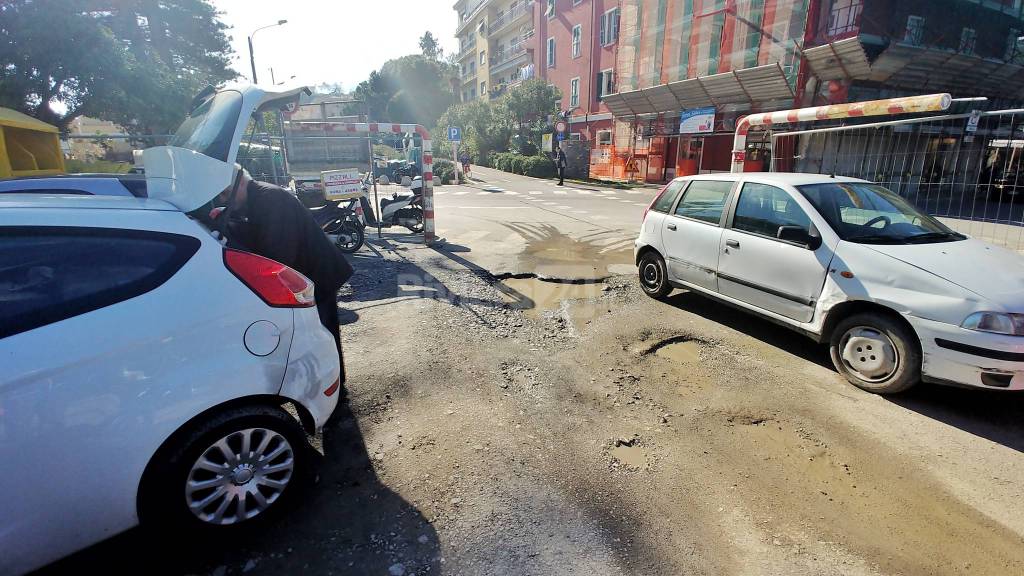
[336,222,364,253]
[405,207,425,234]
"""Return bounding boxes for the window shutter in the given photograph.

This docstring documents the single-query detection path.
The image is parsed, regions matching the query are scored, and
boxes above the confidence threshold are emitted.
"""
[599,13,607,45]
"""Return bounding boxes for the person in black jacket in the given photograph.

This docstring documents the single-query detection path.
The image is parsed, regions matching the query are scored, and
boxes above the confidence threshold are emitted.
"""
[214,166,353,384]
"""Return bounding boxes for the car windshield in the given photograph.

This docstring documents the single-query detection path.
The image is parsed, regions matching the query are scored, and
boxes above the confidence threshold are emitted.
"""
[796,182,965,244]
[168,90,243,162]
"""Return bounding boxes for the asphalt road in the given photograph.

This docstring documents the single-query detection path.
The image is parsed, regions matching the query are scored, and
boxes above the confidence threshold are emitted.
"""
[426,166,659,279]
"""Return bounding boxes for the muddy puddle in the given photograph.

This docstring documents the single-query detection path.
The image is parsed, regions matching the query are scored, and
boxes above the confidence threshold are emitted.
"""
[654,340,701,364]
[501,277,605,321]
[504,224,634,281]
[611,444,648,469]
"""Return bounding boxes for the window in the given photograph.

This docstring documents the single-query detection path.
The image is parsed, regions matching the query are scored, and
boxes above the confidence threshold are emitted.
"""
[596,69,614,99]
[572,24,582,57]
[959,27,977,55]
[480,51,487,65]
[827,0,862,37]
[569,77,580,108]
[673,180,733,225]
[650,180,686,213]
[569,133,582,141]
[469,61,476,74]
[0,227,200,339]
[478,21,486,35]
[596,130,612,145]
[732,183,811,239]
[1005,28,1022,61]
[547,37,556,67]
[480,81,487,95]
[904,15,924,46]
[600,7,620,46]
[546,0,555,18]
[573,0,582,5]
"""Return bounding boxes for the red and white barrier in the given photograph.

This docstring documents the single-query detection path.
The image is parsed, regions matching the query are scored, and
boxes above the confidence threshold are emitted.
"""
[287,122,436,244]
[731,93,953,173]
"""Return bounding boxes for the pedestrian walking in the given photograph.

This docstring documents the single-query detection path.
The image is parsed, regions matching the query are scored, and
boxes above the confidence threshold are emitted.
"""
[556,146,568,186]
[459,150,472,176]
[213,165,354,391]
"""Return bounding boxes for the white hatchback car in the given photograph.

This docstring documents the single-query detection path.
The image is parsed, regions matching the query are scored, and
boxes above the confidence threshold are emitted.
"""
[635,172,1024,394]
[0,194,341,575]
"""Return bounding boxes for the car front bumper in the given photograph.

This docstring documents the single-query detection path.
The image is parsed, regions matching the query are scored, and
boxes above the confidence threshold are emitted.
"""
[907,315,1024,390]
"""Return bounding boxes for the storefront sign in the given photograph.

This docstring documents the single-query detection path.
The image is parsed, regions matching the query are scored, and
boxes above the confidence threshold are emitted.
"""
[322,168,363,200]
[679,107,716,134]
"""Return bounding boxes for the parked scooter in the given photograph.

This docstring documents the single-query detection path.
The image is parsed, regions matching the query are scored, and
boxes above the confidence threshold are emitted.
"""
[362,175,425,233]
[309,198,365,253]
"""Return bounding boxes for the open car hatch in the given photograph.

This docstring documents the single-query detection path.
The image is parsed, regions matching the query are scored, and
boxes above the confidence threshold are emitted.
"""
[143,84,310,212]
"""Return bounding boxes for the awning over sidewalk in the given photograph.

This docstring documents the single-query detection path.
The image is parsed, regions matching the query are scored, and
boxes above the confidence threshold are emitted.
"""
[867,43,1024,99]
[804,38,1024,99]
[803,37,872,82]
[602,63,795,119]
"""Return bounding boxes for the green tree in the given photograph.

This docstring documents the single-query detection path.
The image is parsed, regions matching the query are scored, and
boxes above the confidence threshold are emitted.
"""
[419,31,441,60]
[354,55,457,129]
[0,0,234,133]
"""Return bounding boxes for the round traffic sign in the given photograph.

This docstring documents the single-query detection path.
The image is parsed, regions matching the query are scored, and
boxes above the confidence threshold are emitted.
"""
[555,120,567,133]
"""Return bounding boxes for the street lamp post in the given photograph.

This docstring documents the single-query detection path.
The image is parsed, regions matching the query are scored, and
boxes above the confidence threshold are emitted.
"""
[247,19,288,84]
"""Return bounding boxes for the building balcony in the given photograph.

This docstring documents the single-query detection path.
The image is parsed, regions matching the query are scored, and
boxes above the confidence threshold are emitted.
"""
[488,1,532,37]
[457,41,478,61]
[461,70,479,85]
[490,44,529,74]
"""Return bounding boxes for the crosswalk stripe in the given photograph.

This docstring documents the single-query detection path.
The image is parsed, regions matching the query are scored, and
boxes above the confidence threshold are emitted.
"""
[504,190,519,195]
[574,189,592,195]
[453,191,470,195]
[529,191,543,195]
[555,205,571,209]
[554,190,567,195]
[601,191,616,195]
[626,190,644,195]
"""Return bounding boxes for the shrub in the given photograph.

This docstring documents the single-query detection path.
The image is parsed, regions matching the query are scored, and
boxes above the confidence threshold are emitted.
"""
[523,155,556,178]
[433,158,458,184]
[509,155,525,175]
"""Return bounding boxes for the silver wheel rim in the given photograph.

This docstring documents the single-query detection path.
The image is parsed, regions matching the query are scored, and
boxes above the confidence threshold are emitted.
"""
[185,428,294,525]
[640,260,661,292]
[839,326,899,383]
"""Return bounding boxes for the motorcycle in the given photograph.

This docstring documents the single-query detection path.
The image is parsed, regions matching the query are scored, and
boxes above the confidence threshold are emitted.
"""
[362,175,425,233]
[309,198,365,253]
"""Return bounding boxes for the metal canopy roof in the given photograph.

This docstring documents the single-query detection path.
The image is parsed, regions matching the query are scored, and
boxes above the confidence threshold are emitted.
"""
[867,43,1024,99]
[602,63,794,119]
[803,37,871,81]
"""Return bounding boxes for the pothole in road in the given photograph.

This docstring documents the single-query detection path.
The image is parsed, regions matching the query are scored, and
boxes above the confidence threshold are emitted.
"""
[609,438,649,470]
[643,336,706,364]
[499,277,609,327]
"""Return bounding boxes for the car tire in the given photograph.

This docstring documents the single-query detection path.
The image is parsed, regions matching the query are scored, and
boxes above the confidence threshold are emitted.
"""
[140,405,312,532]
[638,252,672,299]
[829,312,921,395]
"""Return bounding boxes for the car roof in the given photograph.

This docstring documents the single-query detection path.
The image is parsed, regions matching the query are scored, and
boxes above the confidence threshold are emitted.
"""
[3,173,146,182]
[0,193,177,211]
[676,172,868,186]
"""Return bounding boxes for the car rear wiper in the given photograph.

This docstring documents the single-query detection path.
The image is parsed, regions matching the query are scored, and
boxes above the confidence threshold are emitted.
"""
[904,231,965,243]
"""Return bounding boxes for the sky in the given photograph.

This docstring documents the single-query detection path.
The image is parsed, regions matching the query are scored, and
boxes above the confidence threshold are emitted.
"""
[211,0,459,91]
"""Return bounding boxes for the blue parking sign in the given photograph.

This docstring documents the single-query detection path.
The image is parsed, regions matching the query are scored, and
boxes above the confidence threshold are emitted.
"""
[447,126,462,142]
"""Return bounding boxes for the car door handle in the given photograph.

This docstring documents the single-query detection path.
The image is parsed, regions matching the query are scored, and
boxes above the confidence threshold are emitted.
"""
[726,239,740,248]
[667,223,677,231]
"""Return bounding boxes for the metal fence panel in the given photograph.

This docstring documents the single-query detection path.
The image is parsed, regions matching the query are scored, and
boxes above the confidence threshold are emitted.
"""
[771,109,1024,253]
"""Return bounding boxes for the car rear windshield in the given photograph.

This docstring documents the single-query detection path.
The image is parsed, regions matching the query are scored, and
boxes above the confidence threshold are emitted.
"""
[796,182,965,244]
[169,90,243,162]
[0,227,200,339]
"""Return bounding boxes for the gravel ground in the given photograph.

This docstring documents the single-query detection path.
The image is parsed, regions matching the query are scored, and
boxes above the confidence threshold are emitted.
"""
[39,236,1024,576]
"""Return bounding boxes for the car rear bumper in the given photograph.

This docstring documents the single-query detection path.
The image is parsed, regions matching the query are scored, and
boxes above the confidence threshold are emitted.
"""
[908,315,1024,390]
[280,307,341,429]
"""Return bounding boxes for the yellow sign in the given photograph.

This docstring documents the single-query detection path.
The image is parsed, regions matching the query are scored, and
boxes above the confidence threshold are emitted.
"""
[624,157,639,173]
[542,133,553,153]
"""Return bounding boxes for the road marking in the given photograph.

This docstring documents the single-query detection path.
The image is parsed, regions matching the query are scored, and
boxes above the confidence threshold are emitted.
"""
[554,190,567,195]
[504,190,519,196]
[453,191,470,196]
[601,190,616,195]
[626,190,644,195]
[555,205,571,209]
[635,202,649,206]
[528,191,543,195]
[592,215,609,220]
[573,189,592,195]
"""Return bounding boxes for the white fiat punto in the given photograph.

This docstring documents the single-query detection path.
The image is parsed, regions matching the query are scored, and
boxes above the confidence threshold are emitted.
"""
[635,172,1024,394]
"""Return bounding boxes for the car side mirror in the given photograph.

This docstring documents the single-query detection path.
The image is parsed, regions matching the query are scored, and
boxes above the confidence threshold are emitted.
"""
[777,225,822,250]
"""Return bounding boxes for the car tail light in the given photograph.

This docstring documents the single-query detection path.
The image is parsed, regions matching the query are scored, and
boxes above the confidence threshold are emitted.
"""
[223,249,315,308]
[643,183,670,222]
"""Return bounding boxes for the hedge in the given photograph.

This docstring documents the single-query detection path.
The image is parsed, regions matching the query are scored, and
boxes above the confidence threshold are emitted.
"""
[433,158,462,184]
[490,152,556,178]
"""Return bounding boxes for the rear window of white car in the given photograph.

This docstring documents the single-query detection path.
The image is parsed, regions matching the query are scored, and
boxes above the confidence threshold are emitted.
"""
[674,180,733,224]
[0,227,200,339]
[650,180,686,213]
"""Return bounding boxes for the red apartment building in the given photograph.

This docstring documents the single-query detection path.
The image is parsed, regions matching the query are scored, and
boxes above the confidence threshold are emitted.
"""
[535,0,621,143]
